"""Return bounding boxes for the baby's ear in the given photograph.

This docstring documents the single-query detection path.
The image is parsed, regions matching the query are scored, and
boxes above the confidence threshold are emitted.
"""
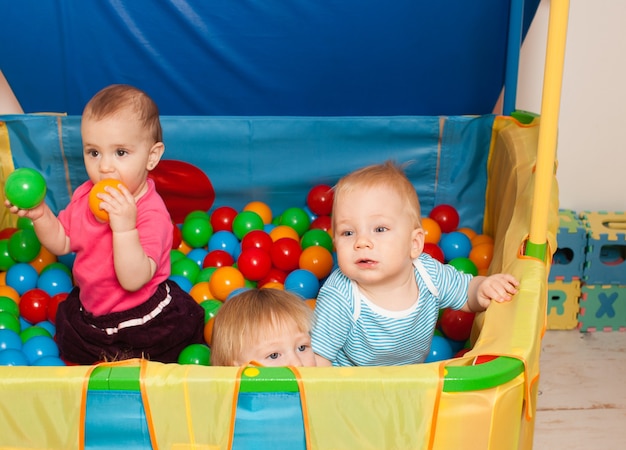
[411,227,425,259]
[147,142,165,171]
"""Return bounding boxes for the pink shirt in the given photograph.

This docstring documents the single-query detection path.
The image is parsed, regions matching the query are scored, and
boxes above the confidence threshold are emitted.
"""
[58,178,173,316]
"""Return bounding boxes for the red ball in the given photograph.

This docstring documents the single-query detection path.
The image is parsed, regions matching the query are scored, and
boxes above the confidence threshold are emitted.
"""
[439,308,475,342]
[19,288,51,324]
[423,243,445,263]
[171,222,182,249]
[269,237,302,272]
[47,292,68,325]
[241,229,274,253]
[203,250,235,268]
[310,215,332,232]
[210,206,238,232]
[258,268,288,288]
[237,247,273,281]
[428,204,460,234]
[306,184,334,216]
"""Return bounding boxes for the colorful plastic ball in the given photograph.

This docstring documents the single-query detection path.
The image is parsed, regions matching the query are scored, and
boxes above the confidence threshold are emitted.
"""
[310,215,332,232]
[46,292,67,325]
[237,247,272,282]
[428,204,460,234]
[210,206,238,232]
[88,179,126,222]
[0,329,22,351]
[208,231,240,257]
[57,252,76,271]
[196,267,218,284]
[169,275,193,293]
[240,230,274,253]
[33,355,66,366]
[457,227,478,241]
[232,211,265,240]
[300,228,334,253]
[171,257,201,284]
[439,231,472,262]
[299,246,334,279]
[199,299,222,324]
[171,222,183,249]
[184,210,211,223]
[258,268,288,288]
[0,311,21,334]
[471,234,494,247]
[0,348,29,366]
[22,334,59,364]
[448,257,478,276]
[0,239,16,271]
[270,238,302,272]
[306,184,334,216]
[439,308,476,342]
[422,217,442,245]
[226,287,251,301]
[36,267,73,296]
[243,201,273,225]
[424,335,454,363]
[268,225,300,242]
[279,207,311,237]
[20,325,52,343]
[181,217,213,248]
[284,269,320,300]
[35,320,56,337]
[423,243,445,263]
[29,246,57,274]
[178,343,211,365]
[0,227,19,239]
[6,263,39,296]
[186,248,209,268]
[469,243,494,271]
[203,317,216,346]
[209,266,246,301]
[4,167,47,210]
[202,249,235,269]
[18,288,51,325]
[7,228,41,263]
[0,286,20,303]
[0,296,19,317]
[189,282,214,303]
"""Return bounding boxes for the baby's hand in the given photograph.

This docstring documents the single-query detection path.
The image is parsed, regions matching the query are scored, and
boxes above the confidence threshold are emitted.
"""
[98,184,137,232]
[476,273,519,309]
[4,199,46,221]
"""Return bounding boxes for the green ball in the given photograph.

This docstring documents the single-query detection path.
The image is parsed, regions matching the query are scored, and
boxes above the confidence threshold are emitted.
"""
[199,299,222,324]
[181,217,213,248]
[279,207,311,237]
[4,168,47,209]
[0,296,19,317]
[7,228,41,263]
[0,311,21,334]
[0,240,16,271]
[232,211,264,240]
[448,257,478,276]
[300,228,334,252]
[20,325,52,343]
[178,343,211,366]
[171,257,201,284]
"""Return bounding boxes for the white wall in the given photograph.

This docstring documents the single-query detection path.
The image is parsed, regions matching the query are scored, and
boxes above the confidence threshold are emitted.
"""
[517,0,626,212]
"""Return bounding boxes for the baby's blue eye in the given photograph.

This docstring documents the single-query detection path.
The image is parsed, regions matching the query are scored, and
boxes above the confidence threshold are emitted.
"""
[375,226,388,233]
[268,353,279,360]
[297,345,307,352]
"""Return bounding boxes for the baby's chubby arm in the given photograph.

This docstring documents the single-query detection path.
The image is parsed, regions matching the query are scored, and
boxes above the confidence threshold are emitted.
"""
[4,200,71,255]
[463,273,519,313]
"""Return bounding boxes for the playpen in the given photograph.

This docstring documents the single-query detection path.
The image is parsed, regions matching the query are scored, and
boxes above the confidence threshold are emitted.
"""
[0,0,567,448]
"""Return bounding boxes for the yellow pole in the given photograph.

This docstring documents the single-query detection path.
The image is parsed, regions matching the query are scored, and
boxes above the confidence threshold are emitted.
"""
[526,0,570,260]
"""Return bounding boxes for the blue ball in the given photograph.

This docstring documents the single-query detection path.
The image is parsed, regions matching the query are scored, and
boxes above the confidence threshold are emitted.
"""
[284,269,320,300]
[186,248,209,268]
[0,348,29,366]
[57,252,76,270]
[0,329,23,351]
[5,263,38,296]
[208,231,240,257]
[439,231,472,262]
[424,335,454,363]
[35,320,56,337]
[22,335,59,364]
[33,355,66,366]
[37,267,73,296]
[169,275,193,293]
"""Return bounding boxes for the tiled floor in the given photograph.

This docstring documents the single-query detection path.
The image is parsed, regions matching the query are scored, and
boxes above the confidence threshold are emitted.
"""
[533,329,626,449]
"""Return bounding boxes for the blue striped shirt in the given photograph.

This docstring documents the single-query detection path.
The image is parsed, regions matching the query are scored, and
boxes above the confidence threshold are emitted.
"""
[311,253,471,366]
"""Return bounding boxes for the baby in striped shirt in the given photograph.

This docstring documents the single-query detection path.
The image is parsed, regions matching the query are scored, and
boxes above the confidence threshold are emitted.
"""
[311,161,519,367]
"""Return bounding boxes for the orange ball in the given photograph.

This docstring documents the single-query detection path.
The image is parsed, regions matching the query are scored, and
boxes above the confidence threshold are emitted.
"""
[204,317,215,346]
[190,281,215,303]
[457,227,478,241]
[305,298,317,310]
[260,281,284,290]
[269,225,300,242]
[299,246,334,279]
[0,285,20,303]
[469,243,494,271]
[244,201,273,225]
[209,266,245,301]
[422,217,442,244]
[88,179,126,222]
[471,234,494,247]
[30,246,57,274]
